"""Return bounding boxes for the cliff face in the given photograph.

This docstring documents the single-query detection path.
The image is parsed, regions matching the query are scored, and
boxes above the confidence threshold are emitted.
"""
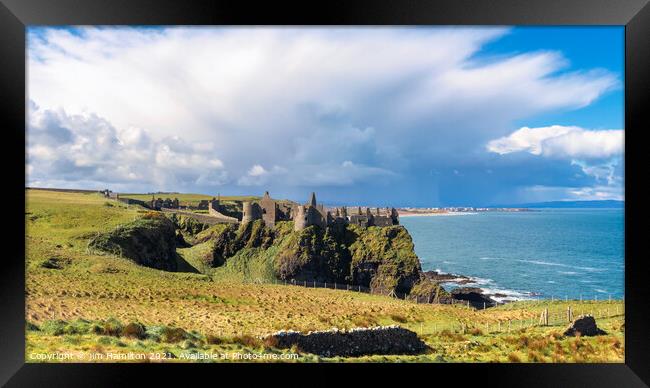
[88,213,178,271]
[205,220,423,295]
[88,214,430,296]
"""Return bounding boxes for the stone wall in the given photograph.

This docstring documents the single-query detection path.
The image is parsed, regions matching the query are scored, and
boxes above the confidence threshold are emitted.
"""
[264,325,427,357]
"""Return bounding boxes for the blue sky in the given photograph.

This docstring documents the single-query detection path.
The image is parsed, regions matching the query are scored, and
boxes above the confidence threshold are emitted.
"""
[26,26,624,207]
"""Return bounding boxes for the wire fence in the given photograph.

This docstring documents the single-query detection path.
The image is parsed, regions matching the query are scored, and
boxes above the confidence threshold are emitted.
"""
[247,277,624,336]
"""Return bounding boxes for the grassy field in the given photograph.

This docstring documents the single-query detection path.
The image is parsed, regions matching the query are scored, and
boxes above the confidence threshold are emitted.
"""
[118,193,261,207]
[25,189,625,363]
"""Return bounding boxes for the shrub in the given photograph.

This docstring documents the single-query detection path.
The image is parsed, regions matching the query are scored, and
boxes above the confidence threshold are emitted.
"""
[160,326,188,343]
[206,334,223,345]
[26,321,40,331]
[438,329,466,342]
[230,335,262,347]
[468,327,484,336]
[41,319,93,336]
[101,318,124,337]
[527,351,546,363]
[262,335,279,348]
[507,352,522,362]
[41,319,66,335]
[122,322,147,339]
[390,314,408,323]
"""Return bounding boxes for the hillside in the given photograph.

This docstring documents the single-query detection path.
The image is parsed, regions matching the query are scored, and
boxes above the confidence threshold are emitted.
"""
[25,189,625,363]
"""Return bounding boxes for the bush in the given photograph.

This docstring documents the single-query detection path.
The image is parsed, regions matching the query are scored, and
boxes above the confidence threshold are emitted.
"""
[100,318,124,337]
[389,314,408,323]
[122,322,147,339]
[206,334,223,345]
[468,327,484,336]
[41,320,67,336]
[26,321,40,331]
[230,335,262,347]
[160,326,188,343]
[41,319,93,336]
[262,336,279,348]
[508,352,522,362]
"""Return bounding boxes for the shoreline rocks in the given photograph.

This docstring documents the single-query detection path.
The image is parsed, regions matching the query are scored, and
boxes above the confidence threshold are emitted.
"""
[264,325,427,357]
[450,287,498,308]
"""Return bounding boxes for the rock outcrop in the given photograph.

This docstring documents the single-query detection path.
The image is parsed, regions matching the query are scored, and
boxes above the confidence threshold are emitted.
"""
[451,287,497,308]
[264,325,427,357]
[199,220,424,295]
[564,315,607,337]
[88,212,178,271]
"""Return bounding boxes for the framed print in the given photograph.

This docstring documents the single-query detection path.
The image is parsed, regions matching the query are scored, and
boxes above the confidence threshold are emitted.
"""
[1,0,648,386]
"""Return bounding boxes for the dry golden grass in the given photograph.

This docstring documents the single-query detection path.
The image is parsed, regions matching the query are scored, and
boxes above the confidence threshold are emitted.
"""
[25,189,625,363]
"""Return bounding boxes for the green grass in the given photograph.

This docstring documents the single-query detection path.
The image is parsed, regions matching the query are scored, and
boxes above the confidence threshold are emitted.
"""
[118,193,261,207]
[25,189,625,363]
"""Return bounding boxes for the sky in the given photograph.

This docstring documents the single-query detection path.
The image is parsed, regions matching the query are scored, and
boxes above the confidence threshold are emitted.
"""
[26,26,624,207]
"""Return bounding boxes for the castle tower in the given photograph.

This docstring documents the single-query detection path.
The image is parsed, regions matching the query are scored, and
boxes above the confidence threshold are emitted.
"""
[376,207,380,215]
[242,202,262,224]
[294,205,307,231]
[260,191,278,227]
[308,192,317,207]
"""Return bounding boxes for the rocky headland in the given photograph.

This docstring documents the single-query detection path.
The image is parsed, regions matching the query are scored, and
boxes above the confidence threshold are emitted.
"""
[88,211,504,307]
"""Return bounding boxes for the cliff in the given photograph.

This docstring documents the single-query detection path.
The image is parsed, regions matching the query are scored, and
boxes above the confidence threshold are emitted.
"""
[202,220,427,295]
[87,212,179,271]
[89,213,440,296]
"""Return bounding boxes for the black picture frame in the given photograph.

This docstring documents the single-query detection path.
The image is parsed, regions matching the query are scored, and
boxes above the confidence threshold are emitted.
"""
[1,0,648,386]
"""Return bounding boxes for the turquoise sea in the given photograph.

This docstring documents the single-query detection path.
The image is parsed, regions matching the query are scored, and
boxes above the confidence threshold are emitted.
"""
[400,209,624,301]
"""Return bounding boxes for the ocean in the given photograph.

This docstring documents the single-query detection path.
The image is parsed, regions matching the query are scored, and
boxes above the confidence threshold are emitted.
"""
[400,208,624,301]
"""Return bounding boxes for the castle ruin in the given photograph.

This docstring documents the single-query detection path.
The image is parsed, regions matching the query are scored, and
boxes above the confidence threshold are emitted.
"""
[241,191,399,231]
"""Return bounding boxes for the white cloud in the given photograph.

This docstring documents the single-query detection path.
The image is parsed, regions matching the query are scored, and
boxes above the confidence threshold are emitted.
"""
[26,27,621,197]
[27,105,227,191]
[519,184,623,202]
[487,125,623,159]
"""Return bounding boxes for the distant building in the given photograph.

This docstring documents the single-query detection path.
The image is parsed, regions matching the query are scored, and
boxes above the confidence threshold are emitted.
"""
[150,196,180,210]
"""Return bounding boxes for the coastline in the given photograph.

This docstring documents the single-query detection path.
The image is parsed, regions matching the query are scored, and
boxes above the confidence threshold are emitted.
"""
[424,269,538,306]
[399,212,477,217]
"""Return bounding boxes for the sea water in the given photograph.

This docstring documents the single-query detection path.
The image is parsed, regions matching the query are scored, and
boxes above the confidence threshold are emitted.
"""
[400,209,624,301]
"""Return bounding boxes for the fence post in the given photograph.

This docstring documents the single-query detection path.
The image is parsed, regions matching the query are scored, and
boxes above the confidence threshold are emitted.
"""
[544,308,549,326]
[304,280,307,287]
[483,302,486,310]
[580,294,582,302]
[314,280,316,287]
[359,285,361,292]
[467,300,470,308]
[565,295,568,302]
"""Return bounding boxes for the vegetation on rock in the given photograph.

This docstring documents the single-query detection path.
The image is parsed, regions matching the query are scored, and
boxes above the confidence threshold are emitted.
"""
[87,212,178,271]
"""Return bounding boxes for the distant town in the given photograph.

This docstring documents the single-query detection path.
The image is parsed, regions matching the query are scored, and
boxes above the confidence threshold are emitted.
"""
[397,207,532,216]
